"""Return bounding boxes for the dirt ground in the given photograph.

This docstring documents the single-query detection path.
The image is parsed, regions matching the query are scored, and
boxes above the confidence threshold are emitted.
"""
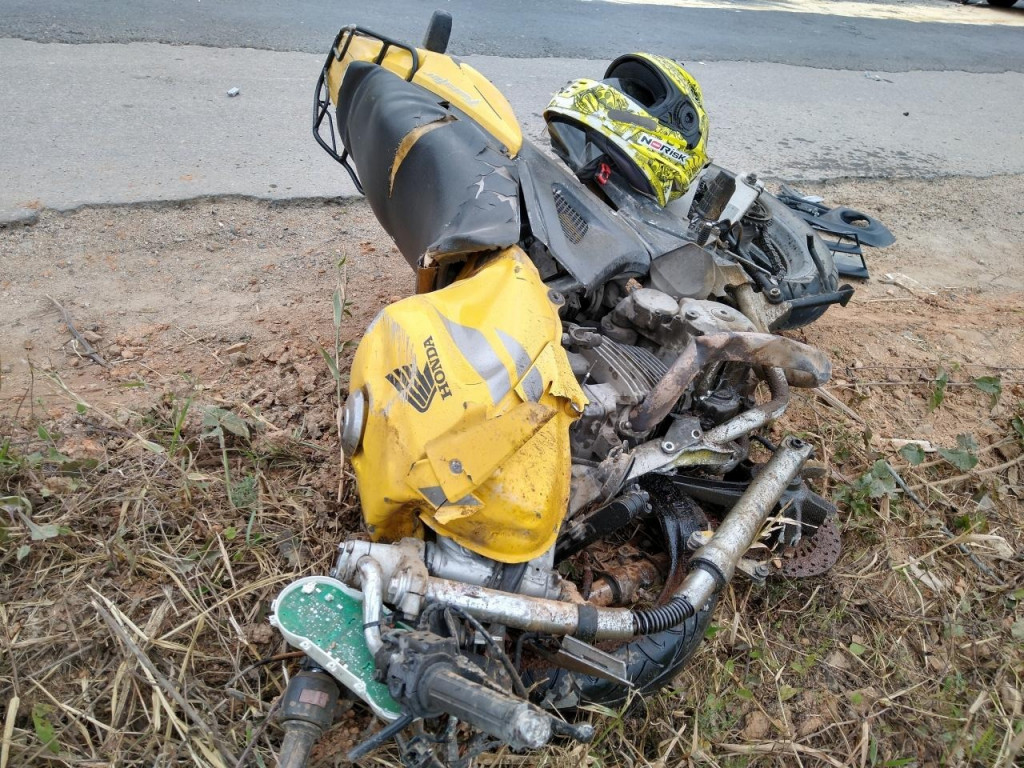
[1,173,1022,767]
[2,174,1023,410]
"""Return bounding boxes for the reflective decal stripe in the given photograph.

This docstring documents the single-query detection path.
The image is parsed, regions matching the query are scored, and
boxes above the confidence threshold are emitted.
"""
[440,313,512,405]
[522,368,545,403]
[419,487,480,508]
[496,329,531,378]
[497,328,546,402]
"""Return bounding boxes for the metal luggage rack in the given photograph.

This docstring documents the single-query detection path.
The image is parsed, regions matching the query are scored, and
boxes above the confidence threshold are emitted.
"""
[313,25,424,194]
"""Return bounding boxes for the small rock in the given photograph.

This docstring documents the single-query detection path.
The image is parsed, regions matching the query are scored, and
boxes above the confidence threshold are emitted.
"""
[740,711,770,740]
[223,342,248,355]
[0,208,40,228]
[120,348,136,360]
[22,339,33,350]
[296,363,319,393]
[826,650,851,671]
[797,715,825,738]
[107,346,122,357]
[244,623,273,644]
[231,353,254,367]
[227,87,241,97]
[82,330,103,343]
[61,437,106,461]
[264,344,288,364]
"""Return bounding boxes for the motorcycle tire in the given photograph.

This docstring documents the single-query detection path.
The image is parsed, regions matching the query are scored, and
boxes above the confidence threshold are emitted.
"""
[752,192,840,330]
[524,596,716,711]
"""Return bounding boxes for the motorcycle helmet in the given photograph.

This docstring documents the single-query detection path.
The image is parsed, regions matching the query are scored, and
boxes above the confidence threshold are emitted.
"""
[544,52,709,207]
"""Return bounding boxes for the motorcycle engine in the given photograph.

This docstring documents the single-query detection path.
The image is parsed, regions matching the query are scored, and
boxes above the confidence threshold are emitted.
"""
[565,289,757,462]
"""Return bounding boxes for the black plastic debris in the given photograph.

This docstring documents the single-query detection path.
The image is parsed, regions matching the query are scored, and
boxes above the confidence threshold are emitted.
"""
[777,184,895,280]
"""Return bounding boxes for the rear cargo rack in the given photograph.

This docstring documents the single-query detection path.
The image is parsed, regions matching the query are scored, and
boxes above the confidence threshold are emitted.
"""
[313,26,423,194]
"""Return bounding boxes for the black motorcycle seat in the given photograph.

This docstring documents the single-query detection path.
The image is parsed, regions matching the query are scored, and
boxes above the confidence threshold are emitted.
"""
[335,61,521,270]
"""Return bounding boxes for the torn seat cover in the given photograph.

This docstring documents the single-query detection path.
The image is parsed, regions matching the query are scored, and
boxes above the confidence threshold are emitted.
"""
[336,61,521,269]
[348,247,587,564]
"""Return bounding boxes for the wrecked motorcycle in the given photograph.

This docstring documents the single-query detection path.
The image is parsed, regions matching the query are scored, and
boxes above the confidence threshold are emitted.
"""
[270,13,843,766]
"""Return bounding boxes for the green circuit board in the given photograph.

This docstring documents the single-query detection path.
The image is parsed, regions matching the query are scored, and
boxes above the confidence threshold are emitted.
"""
[272,576,400,719]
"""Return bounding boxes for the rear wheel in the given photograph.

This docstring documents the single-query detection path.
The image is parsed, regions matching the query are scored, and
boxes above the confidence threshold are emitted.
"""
[526,597,716,710]
[986,0,1018,6]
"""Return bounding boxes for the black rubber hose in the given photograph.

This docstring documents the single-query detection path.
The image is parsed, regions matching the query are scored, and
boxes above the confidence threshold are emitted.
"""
[631,594,696,635]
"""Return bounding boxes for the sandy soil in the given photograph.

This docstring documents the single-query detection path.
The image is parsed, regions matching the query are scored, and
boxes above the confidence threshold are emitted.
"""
[0,198,410,424]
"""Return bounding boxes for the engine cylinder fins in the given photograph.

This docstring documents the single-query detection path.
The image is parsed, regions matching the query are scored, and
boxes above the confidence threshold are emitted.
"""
[574,332,668,401]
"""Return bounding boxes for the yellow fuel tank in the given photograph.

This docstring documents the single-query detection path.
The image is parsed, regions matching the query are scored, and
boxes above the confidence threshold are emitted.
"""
[326,29,522,157]
[348,247,586,563]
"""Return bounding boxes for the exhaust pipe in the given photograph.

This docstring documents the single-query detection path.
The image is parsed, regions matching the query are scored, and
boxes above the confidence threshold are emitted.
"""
[625,332,830,436]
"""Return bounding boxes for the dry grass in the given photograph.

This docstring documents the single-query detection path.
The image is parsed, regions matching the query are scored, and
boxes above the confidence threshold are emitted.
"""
[3,353,1020,768]
[1,370,351,767]
[2,214,1022,766]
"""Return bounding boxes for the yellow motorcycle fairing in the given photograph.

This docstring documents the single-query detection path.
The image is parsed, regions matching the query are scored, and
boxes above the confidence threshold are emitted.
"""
[325,28,522,158]
[349,247,587,563]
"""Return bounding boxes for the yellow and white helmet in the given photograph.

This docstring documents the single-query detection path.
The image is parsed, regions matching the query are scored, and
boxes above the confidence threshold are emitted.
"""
[544,53,709,207]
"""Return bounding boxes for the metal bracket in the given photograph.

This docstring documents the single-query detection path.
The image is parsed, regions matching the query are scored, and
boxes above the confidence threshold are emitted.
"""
[717,172,764,229]
[551,636,632,687]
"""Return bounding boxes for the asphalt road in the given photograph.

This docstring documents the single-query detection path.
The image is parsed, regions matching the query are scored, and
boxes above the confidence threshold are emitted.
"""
[0,0,1022,218]
[2,0,1023,72]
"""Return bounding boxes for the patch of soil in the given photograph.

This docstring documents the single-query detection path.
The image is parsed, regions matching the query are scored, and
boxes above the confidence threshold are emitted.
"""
[792,173,1024,294]
[0,197,407,423]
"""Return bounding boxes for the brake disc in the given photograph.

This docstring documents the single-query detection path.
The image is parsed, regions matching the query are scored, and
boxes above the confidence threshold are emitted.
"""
[778,518,842,578]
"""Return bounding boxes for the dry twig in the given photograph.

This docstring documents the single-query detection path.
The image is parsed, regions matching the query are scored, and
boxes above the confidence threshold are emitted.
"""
[91,595,238,767]
[720,740,849,768]
[46,294,108,367]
